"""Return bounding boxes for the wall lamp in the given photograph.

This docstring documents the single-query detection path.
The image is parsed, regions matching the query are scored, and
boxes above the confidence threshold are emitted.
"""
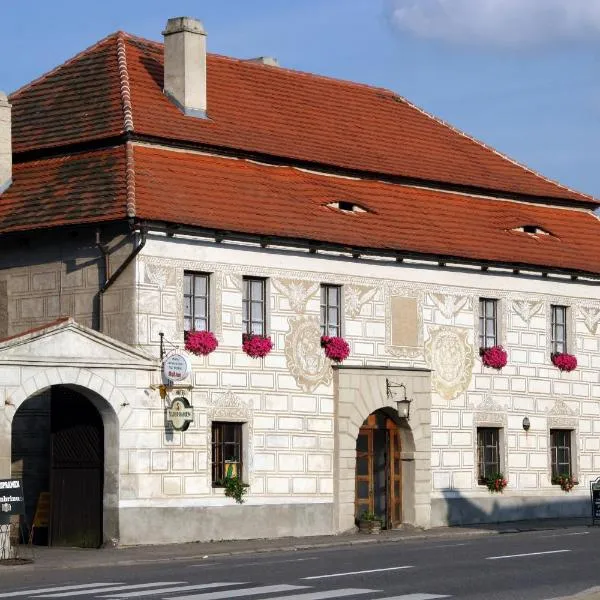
[386,379,413,420]
[522,417,531,431]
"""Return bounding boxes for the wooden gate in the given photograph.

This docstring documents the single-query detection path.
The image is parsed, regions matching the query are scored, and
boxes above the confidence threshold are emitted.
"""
[355,411,402,529]
[50,389,104,548]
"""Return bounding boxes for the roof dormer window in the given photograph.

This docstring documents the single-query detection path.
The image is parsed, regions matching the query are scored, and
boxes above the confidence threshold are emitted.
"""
[326,201,368,214]
[512,225,552,237]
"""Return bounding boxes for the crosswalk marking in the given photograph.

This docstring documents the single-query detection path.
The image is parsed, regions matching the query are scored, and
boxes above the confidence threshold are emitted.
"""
[167,584,308,600]
[375,595,450,600]
[259,589,377,600]
[101,582,245,598]
[37,583,185,598]
[0,584,122,598]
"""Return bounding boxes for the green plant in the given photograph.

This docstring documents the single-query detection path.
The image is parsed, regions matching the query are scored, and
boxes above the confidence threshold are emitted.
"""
[359,510,382,522]
[223,476,249,504]
[486,473,508,493]
[552,473,578,492]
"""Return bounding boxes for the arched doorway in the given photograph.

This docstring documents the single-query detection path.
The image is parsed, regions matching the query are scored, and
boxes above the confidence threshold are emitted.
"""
[11,385,104,548]
[355,409,402,529]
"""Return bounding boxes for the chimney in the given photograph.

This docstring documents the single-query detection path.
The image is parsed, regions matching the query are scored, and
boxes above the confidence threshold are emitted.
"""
[162,17,207,118]
[246,57,280,67]
[0,92,11,193]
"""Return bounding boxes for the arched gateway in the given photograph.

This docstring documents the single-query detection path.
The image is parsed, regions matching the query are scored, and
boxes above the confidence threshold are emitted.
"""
[334,367,432,532]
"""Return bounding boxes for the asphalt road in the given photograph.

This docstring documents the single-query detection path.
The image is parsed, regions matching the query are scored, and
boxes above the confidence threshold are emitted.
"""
[2,527,599,600]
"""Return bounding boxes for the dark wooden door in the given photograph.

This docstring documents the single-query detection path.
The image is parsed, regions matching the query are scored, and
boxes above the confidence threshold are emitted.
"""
[355,412,402,529]
[50,389,103,548]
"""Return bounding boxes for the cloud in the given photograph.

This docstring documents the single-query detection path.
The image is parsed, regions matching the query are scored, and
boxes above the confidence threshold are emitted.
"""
[388,0,600,48]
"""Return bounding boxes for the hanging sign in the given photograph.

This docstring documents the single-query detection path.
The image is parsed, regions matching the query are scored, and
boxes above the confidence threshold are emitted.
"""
[0,479,25,524]
[166,396,194,431]
[591,477,600,525]
[162,352,191,382]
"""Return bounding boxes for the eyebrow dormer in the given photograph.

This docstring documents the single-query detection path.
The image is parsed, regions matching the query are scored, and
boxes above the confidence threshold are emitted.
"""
[326,200,369,214]
[511,224,553,237]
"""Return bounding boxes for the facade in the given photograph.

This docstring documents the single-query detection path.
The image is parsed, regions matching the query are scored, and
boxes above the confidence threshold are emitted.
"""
[0,17,599,548]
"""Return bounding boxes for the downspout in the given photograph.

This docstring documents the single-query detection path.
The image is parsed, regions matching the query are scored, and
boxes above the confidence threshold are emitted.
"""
[95,225,147,333]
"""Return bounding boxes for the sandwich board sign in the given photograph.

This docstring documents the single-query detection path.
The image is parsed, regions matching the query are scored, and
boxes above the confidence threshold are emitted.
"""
[0,479,25,525]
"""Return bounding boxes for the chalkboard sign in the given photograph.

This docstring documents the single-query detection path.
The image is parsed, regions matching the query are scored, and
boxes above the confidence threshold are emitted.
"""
[0,479,25,525]
[591,477,600,525]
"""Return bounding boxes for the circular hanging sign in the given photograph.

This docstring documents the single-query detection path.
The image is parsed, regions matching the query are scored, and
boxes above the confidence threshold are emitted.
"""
[162,352,191,382]
[166,396,194,431]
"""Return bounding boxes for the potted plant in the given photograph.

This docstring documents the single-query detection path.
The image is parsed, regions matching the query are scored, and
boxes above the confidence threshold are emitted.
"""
[321,336,350,363]
[480,345,508,370]
[185,330,219,356]
[486,473,508,493]
[242,333,273,358]
[551,353,577,373]
[552,474,578,492]
[357,511,383,534]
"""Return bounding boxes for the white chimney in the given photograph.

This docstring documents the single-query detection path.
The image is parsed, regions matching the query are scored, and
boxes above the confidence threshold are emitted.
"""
[162,17,207,118]
[0,92,11,193]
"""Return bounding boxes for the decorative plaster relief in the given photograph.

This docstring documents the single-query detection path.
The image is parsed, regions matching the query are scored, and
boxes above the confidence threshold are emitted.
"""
[547,397,578,429]
[144,264,174,290]
[272,279,319,314]
[425,326,474,400]
[472,395,506,414]
[344,285,378,318]
[385,287,423,358]
[430,293,470,319]
[512,300,543,325]
[579,306,600,335]
[284,316,332,393]
[206,389,254,483]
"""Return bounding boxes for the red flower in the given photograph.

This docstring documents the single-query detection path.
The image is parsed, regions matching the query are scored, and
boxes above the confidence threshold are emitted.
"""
[321,336,350,363]
[480,345,508,370]
[185,330,218,356]
[551,353,577,372]
[242,333,273,358]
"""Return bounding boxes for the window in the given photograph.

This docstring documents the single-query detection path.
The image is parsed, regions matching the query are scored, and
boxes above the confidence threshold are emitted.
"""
[477,427,501,484]
[212,422,243,485]
[551,305,568,354]
[551,429,572,480]
[184,272,210,333]
[242,277,266,336]
[479,298,498,349]
[321,284,342,337]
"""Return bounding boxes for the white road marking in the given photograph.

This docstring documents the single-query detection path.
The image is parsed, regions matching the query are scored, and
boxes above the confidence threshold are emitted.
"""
[375,595,450,600]
[164,584,308,600]
[101,582,243,598]
[188,557,319,568]
[0,584,122,598]
[543,531,590,538]
[486,549,571,560]
[303,566,414,580]
[260,590,376,600]
[37,582,185,597]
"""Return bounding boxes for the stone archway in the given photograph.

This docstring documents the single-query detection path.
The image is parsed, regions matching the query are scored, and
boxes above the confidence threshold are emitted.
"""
[2,368,123,546]
[333,367,432,533]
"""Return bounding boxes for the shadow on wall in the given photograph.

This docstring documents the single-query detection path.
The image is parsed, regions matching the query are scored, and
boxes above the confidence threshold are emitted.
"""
[435,488,591,528]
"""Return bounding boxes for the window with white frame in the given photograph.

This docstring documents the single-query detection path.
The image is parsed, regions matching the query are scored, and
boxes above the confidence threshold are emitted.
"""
[550,429,572,480]
[242,277,266,336]
[184,272,210,334]
[320,284,342,337]
[551,305,568,354]
[477,427,501,484]
[479,298,498,349]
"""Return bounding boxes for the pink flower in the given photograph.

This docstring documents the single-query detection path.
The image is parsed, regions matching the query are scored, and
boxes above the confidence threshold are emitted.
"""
[242,334,273,358]
[185,330,218,356]
[321,336,350,363]
[551,353,577,372]
[480,345,508,370]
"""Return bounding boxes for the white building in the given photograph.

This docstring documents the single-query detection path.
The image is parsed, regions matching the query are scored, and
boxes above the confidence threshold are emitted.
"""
[0,17,599,548]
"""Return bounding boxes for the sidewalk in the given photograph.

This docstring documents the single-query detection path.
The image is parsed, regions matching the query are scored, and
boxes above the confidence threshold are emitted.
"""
[2,517,590,572]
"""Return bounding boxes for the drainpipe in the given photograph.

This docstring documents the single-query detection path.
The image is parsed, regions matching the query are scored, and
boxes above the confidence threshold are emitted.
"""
[95,225,147,333]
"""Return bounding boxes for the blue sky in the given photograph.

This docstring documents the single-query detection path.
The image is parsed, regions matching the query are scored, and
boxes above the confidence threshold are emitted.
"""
[2,0,599,197]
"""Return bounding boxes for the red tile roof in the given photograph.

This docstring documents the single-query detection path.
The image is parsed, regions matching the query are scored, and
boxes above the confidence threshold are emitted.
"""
[0,146,126,233]
[8,32,595,205]
[133,146,600,276]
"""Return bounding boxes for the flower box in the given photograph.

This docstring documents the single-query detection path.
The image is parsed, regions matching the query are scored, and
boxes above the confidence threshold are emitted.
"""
[552,474,578,492]
[480,345,507,370]
[185,330,218,356]
[551,353,577,372]
[242,333,273,358]
[321,336,350,363]
[486,473,508,493]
